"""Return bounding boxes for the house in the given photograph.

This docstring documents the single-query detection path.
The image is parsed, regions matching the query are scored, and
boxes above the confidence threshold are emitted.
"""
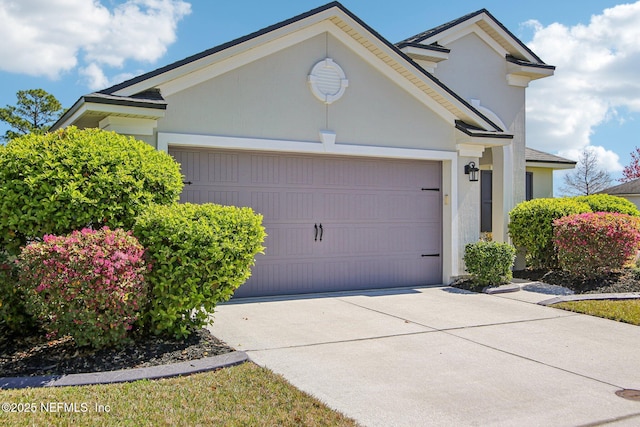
[52,2,558,297]
[598,179,640,210]
[480,148,576,232]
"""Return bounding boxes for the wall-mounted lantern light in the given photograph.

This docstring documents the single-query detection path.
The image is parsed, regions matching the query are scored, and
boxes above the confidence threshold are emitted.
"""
[464,161,479,182]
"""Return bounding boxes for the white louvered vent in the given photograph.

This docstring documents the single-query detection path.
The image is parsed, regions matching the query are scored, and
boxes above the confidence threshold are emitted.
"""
[308,58,348,104]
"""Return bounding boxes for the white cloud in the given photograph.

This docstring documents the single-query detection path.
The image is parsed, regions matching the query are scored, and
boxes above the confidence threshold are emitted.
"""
[80,62,138,91]
[558,145,623,173]
[526,2,640,172]
[0,0,190,85]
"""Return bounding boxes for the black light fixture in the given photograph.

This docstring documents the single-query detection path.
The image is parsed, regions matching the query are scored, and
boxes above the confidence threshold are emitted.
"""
[464,161,479,182]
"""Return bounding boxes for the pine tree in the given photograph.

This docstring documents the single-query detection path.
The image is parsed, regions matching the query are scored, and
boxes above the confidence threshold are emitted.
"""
[0,89,64,141]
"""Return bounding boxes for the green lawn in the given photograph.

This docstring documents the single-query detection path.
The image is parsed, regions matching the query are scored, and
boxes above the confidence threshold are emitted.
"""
[552,299,640,326]
[0,362,359,427]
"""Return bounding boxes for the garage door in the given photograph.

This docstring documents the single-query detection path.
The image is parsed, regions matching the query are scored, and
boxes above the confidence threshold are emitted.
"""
[169,148,442,297]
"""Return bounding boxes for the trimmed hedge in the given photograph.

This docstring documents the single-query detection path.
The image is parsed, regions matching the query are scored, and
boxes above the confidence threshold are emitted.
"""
[464,241,516,286]
[508,198,592,269]
[134,203,266,338]
[0,127,183,255]
[573,194,640,216]
[18,228,148,349]
[554,213,640,277]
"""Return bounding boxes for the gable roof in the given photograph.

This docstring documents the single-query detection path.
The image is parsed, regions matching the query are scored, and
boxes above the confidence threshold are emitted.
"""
[397,8,552,68]
[52,1,511,137]
[599,179,640,196]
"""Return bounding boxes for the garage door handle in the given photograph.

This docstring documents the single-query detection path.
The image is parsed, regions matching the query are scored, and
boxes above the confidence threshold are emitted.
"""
[319,224,323,241]
[314,224,318,241]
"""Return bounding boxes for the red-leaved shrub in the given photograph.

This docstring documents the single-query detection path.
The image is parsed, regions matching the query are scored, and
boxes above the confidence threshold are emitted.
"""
[18,227,148,348]
[553,212,640,277]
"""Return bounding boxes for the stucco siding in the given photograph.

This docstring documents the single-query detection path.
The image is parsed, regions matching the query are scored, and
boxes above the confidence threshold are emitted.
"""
[432,33,522,127]
[159,32,453,151]
[527,167,554,199]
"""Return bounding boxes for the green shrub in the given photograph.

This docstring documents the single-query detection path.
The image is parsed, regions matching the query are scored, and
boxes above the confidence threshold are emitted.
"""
[463,241,517,287]
[0,249,35,336]
[18,227,148,349]
[0,127,183,255]
[554,213,640,277]
[573,194,640,216]
[133,203,266,338]
[508,198,592,269]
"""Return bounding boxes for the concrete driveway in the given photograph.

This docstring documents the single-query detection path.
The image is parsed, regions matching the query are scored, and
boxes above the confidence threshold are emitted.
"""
[208,286,640,426]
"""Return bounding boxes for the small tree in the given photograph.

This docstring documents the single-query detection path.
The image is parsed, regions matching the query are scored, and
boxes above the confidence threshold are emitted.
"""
[560,148,612,195]
[0,89,64,141]
[620,147,640,183]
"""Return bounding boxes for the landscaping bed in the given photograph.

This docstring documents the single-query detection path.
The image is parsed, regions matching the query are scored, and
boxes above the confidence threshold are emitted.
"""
[453,268,640,295]
[0,328,234,377]
[513,268,640,294]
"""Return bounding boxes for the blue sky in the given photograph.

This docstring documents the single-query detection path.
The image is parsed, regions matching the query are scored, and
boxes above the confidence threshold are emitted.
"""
[1,0,639,189]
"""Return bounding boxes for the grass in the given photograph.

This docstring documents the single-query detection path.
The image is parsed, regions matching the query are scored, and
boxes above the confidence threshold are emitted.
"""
[0,362,359,427]
[553,299,640,326]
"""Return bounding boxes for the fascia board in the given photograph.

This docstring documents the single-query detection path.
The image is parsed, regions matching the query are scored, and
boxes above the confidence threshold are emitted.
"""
[526,161,576,170]
[421,13,539,63]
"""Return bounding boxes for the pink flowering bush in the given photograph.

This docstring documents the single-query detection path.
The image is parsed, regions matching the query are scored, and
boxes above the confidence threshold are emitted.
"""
[553,213,640,277]
[17,227,148,349]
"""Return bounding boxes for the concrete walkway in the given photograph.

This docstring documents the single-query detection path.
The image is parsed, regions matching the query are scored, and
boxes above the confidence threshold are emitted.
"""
[208,285,640,427]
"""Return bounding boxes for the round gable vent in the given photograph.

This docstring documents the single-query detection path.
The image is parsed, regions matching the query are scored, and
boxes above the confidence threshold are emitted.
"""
[308,58,349,104]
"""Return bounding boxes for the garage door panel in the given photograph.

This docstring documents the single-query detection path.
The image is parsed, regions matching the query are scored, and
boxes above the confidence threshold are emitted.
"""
[208,153,239,183]
[283,226,317,256]
[285,192,315,220]
[251,155,280,184]
[250,192,281,220]
[170,147,442,297]
[285,157,315,185]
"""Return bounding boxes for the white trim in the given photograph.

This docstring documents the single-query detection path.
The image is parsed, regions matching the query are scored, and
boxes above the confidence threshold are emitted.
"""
[469,99,507,131]
[420,13,539,64]
[526,161,576,170]
[319,130,336,147]
[158,132,457,161]
[308,58,349,104]
[400,45,449,62]
[456,143,485,158]
[58,102,165,129]
[99,116,158,135]
[160,131,459,284]
[438,24,509,59]
[506,74,531,88]
[443,158,458,281]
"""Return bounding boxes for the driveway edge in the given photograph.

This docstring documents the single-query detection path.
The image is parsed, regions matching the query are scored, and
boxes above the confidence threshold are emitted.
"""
[0,351,249,390]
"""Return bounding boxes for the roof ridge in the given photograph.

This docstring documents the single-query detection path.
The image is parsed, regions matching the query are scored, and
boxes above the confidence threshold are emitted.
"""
[397,8,546,65]
[99,2,346,95]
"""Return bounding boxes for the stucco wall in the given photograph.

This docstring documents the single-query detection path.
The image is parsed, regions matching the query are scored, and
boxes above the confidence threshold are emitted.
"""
[457,155,481,274]
[433,33,526,207]
[159,33,454,150]
[526,167,554,199]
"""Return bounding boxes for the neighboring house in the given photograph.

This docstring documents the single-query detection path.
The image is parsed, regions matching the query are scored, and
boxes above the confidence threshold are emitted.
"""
[479,148,576,232]
[52,2,556,297]
[598,179,640,210]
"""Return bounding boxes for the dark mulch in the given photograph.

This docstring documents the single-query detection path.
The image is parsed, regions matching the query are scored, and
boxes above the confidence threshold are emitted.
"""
[454,268,640,295]
[0,328,235,378]
[514,268,640,294]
